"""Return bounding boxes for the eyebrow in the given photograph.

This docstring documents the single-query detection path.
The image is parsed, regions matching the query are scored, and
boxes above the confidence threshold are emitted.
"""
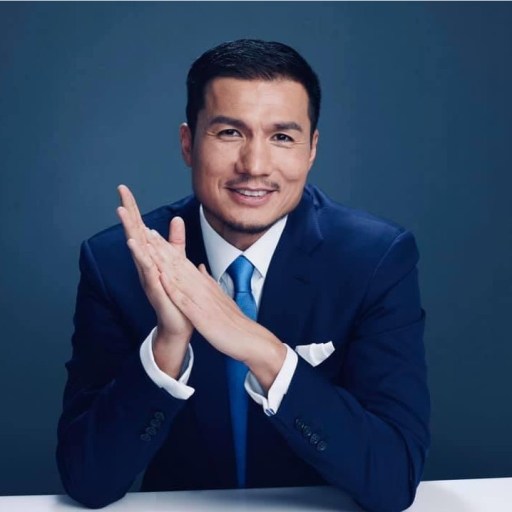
[208,116,303,133]
[208,116,247,131]
[273,122,303,133]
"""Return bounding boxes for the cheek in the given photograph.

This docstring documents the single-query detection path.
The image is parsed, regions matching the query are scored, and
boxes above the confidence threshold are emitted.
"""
[280,156,312,182]
[195,144,237,176]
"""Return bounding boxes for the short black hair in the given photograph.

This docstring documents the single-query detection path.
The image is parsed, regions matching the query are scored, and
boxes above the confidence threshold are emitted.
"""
[186,39,321,140]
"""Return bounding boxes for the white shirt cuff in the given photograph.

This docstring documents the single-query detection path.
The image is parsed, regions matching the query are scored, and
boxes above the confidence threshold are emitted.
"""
[139,327,195,400]
[245,344,298,416]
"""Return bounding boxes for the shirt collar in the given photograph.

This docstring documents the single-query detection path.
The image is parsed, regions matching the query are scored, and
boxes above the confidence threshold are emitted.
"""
[199,205,287,282]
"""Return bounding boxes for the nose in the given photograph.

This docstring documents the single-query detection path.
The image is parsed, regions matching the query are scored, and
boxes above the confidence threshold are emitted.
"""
[236,137,270,176]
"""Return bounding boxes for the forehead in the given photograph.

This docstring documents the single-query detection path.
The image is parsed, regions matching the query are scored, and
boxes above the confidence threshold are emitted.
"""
[203,78,310,120]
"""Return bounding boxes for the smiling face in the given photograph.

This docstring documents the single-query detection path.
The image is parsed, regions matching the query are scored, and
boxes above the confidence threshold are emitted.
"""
[180,77,319,250]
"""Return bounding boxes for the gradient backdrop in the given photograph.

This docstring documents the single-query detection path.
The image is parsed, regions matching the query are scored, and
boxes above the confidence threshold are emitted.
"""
[1,1,511,495]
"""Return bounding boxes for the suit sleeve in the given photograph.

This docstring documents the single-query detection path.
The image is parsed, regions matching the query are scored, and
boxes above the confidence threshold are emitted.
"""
[56,240,187,509]
[268,230,430,512]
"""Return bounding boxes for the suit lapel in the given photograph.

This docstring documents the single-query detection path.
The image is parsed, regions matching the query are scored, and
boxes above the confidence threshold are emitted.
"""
[257,188,323,349]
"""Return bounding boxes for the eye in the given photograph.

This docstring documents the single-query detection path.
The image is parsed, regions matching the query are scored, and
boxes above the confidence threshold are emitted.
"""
[218,128,242,138]
[272,133,294,143]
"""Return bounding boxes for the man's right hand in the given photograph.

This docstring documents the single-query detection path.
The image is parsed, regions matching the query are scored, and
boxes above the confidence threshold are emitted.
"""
[116,184,193,379]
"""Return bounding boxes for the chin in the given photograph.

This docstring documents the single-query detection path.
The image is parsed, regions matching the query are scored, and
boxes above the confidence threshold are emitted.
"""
[224,219,275,235]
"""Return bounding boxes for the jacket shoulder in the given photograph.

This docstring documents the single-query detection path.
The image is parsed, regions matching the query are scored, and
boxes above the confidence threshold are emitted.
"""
[305,185,407,244]
[302,185,420,285]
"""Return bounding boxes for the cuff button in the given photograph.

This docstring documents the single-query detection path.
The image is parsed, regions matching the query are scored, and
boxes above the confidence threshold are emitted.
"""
[316,440,327,451]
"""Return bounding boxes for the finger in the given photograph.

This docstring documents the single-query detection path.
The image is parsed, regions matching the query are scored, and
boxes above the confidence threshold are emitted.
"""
[118,184,140,217]
[147,227,167,244]
[118,184,147,240]
[147,228,185,266]
[146,238,168,271]
[147,228,174,258]
[198,263,213,280]
[198,263,220,287]
[127,239,170,306]
[117,185,142,237]
[127,238,156,275]
[118,184,135,216]
[169,217,186,255]
[117,205,140,242]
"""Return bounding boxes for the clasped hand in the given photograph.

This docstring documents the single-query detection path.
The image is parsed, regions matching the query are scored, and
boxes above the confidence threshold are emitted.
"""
[116,185,286,389]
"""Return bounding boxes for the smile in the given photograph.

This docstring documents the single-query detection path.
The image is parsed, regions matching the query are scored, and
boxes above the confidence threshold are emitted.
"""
[234,189,271,197]
[226,187,276,207]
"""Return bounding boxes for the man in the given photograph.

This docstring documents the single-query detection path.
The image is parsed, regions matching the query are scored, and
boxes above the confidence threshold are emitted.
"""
[57,40,430,512]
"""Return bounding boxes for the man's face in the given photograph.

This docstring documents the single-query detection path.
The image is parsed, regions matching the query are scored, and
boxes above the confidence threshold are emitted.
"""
[180,77,318,250]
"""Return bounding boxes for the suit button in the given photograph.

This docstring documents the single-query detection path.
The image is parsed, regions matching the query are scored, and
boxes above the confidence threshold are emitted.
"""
[310,433,320,446]
[302,425,312,438]
[154,411,165,421]
[140,433,151,442]
[145,426,157,436]
[295,418,305,430]
[316,440,327,452]
[150,418,162,428]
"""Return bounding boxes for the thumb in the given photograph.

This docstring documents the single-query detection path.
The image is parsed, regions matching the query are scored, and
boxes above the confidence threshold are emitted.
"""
[169,216,186,255]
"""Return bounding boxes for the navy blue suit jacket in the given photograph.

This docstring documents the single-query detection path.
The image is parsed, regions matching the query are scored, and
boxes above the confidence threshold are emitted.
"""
[57,185,430,511]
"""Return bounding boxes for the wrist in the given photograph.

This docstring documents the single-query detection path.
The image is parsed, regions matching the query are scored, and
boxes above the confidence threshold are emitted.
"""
[152,327,191,379]
[154,326,191,346]
[244,331,287,392]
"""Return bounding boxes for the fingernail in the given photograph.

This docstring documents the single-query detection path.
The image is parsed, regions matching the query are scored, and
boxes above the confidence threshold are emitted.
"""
[151,229,159,238]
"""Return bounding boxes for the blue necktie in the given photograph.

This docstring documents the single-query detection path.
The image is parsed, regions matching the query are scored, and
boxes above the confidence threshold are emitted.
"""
[226,255,257,488]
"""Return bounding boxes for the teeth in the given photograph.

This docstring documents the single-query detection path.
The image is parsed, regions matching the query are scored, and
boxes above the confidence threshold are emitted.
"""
[236,189,268,197]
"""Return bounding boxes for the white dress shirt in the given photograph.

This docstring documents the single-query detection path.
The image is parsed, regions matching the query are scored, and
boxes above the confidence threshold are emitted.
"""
[140,206,299,416]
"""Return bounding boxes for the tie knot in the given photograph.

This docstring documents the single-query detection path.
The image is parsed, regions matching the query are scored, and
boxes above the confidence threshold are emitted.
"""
[227,256,254,294]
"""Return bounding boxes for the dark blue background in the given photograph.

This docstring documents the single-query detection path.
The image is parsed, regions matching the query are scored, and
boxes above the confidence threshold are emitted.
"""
[1,2,511,495]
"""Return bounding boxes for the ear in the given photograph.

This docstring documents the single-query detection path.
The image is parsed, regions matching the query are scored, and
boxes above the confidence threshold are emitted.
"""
[307,129,319,171]
[179,123,193,167]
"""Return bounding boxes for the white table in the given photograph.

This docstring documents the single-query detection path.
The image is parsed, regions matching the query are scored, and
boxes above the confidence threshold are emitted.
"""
[1,478,511,511]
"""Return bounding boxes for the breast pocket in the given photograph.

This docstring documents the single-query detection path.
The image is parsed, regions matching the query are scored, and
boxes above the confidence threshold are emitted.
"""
[294,340,346,382]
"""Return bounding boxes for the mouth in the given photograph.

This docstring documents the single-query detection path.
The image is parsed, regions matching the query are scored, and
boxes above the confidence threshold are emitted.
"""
[226,187,276,205]
[232,188,272,197]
